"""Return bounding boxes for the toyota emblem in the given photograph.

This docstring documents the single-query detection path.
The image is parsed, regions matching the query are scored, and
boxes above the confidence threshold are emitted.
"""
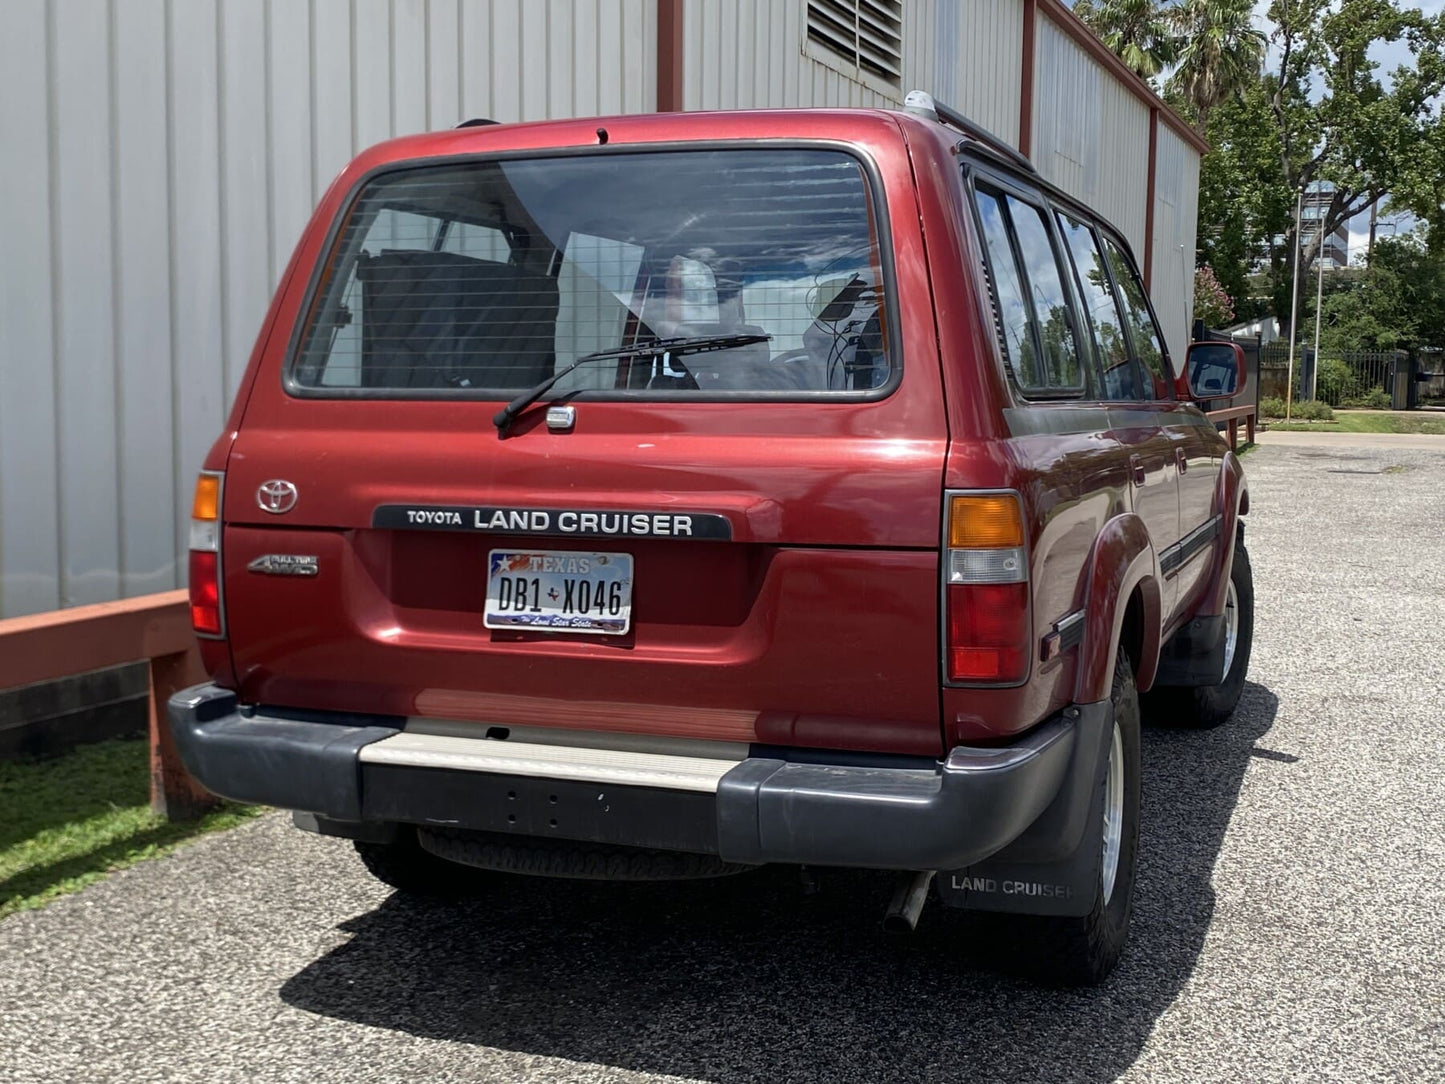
[256,479,299,514]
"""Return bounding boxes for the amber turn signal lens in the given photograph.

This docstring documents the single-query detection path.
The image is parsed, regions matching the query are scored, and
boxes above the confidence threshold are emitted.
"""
[192,473,221,521]
[948,494,1024,549]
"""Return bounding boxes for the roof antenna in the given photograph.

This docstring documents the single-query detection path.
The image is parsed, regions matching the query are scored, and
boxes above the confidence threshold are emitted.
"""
[596,127,609,145]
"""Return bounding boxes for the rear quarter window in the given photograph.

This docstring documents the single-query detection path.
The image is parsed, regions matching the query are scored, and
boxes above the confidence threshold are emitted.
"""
[289,148,896,399]
[972,184,1084,398]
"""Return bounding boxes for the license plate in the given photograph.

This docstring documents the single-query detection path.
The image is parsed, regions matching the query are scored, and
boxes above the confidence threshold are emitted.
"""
[484,549,633,635]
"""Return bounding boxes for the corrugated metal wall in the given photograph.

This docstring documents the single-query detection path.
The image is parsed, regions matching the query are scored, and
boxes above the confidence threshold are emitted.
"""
[682,0,932,109]
[0,0,1200,620]
[1031,10,1194,364]
[947,0,1023,149]
[0,0,654,618]
[680,0,1017,141]
[1152,124,1202,364]
[1031,12,1151,255]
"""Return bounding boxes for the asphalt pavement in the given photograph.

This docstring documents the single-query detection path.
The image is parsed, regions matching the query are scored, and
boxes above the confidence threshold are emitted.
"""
[2,437,1442,1083]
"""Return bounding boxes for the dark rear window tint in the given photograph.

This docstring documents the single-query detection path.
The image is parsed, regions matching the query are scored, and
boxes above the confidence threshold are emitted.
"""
[290,149,894,398]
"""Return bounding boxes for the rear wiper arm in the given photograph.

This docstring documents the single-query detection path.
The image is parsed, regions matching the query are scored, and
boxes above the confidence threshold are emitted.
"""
[492,333,771,432]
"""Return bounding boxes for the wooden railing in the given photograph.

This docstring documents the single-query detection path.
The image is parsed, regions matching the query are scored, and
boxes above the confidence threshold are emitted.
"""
[0,590,217,820]
[1207,404,1257,451]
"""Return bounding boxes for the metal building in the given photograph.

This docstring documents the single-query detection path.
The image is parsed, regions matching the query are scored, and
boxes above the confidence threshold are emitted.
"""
[0,0,1205,619]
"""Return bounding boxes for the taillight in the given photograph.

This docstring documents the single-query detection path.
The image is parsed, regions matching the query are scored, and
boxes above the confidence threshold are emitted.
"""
[188,471,225,637]
[944,492,1029,684]
[189,551,222,634]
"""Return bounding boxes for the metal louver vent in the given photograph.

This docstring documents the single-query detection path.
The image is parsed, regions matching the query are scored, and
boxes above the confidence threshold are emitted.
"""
[806,0,904,87]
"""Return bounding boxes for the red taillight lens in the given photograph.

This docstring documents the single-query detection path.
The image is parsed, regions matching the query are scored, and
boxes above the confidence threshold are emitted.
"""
[189,550,221,635]
[947,581,1029,682]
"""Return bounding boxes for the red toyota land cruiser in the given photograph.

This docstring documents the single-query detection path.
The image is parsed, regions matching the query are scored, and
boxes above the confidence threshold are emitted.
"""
[171,93,1253,985]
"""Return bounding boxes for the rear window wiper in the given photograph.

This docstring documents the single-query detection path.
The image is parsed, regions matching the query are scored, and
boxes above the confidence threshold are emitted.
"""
[492,333,771,432]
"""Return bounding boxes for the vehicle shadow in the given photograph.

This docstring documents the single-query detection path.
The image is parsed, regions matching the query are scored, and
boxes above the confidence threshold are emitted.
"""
[280,681,1279,1083]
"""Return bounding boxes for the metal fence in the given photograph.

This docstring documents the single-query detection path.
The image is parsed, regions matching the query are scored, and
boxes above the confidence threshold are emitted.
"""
[1258,346,1409,406]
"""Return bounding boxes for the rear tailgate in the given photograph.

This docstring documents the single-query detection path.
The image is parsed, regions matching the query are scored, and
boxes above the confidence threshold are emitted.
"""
[219,126,949,756]
[223,399,946,754]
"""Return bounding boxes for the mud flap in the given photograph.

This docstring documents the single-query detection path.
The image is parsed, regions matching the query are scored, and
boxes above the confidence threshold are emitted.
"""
[936,700,1112,918]
[1154,613,1226,687]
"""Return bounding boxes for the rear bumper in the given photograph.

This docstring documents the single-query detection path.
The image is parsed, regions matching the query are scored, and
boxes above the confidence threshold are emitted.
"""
[168,684,1110,871]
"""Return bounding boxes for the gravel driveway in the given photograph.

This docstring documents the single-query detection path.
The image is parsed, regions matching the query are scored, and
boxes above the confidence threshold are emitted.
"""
[2,439,1442,1083]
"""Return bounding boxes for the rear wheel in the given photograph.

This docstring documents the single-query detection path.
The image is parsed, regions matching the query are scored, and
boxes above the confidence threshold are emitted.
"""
[353,825,487,897]
[976,648,1142,986]
[1151,537,1254,729]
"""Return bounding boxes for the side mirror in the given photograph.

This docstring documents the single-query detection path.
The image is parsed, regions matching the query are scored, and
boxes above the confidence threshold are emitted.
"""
[1182,341,1246,402]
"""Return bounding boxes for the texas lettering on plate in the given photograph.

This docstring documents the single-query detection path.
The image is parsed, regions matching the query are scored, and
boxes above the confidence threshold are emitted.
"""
[484,550,634,635]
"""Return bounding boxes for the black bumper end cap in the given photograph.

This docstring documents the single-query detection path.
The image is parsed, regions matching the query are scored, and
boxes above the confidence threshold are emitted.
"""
[166,683,400,822]
[716,707,1104,871]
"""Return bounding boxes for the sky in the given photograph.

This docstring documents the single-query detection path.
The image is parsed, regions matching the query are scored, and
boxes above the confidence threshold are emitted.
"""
[1248,0,1444,259]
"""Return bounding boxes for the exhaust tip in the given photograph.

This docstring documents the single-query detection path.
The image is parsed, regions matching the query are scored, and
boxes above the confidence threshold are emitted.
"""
[882,911,919,935]
[883,870,935,934]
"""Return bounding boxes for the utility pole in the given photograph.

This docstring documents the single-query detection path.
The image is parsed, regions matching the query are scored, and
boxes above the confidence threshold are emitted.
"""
[1311,230,1324,403]
[1286,189,1303,421]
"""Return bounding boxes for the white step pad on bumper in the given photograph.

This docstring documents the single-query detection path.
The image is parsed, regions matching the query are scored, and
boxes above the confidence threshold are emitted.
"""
[358,730,747,793]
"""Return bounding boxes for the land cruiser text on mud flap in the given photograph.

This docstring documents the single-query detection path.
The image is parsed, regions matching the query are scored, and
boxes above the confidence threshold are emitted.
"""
[169,92,1254,986]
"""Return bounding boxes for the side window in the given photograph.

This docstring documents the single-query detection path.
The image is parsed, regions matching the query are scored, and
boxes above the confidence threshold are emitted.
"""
[1057,214,1139,401]
[1005,196,1083,392]
[974,189,1037,390]
[1104,238,1173,400]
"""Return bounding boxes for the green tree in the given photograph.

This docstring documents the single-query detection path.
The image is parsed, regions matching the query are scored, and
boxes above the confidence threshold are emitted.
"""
[1264,0,1445,333]
[1190,79,1294,318]
[1393,111,1445,247]
[1073,0,1178,79]
[1167,0,1267,133]
[1312,232,1445,351]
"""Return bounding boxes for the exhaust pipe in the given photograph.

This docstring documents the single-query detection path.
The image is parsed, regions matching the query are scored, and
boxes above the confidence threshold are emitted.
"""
[883,870,935,933]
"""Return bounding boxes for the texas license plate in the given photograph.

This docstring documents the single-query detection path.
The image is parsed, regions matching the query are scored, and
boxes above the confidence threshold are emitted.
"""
[484,550,633,635]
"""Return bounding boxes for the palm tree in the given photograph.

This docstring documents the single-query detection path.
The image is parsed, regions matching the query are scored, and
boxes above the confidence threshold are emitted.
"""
[1168,0,1267,133]
[1073,0,1179,80]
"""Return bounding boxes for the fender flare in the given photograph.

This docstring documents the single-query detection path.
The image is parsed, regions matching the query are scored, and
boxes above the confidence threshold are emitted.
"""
[1199,451,1249,617]
[1074,513,1163,702]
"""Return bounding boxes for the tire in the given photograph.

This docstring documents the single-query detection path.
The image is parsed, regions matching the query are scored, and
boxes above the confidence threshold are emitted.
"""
[1151,536,1254,729]
[976,648,1142,986]
[353,825,488,897]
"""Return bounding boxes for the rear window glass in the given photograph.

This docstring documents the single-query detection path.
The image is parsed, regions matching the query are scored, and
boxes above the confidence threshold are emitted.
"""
[291,149,893,397]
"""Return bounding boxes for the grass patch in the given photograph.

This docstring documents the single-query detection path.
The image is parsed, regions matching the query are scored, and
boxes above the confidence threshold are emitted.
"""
[0,739,260,920]
[1267,412,1445,435]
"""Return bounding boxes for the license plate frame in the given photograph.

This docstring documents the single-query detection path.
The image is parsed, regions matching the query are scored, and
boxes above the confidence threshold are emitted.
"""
[483,549,634,636]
